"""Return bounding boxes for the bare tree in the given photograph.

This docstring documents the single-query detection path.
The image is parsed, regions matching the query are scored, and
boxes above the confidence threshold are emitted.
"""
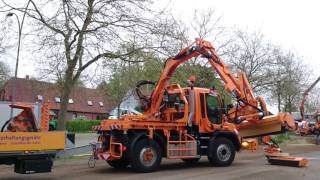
[0,19,11,85]
[0,30,4,54]
[223,30,274,94]
[304,86,320,113]
[270,48,309,113]
[0,18,13,56]
[0,61,10,87]
[191,9,224,40]
[1,0,184,130]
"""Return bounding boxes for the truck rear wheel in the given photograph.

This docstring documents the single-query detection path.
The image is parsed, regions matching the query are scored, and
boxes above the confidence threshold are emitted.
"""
[130,139,162,172]
[107,159,129,169]
[208,137,235,166]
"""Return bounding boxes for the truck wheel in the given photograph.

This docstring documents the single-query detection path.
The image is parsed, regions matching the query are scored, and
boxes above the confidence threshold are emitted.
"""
[208,137,235,167]
[107,159,129,169]
[130,139,162,172]
[181,158,200,164]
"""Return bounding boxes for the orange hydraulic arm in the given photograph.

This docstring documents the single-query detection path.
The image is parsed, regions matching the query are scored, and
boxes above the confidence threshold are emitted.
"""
[148,39,269,124]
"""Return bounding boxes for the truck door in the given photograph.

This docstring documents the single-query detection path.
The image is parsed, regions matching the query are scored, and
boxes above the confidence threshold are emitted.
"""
[206,94,222,124]
[200,93,222,125]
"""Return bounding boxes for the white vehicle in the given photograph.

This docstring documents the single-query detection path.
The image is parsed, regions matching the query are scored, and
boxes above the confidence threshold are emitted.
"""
[108,108,141,119]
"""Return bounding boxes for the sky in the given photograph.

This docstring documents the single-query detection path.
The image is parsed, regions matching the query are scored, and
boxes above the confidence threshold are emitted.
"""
[2,0,319,113]
[163,0,320,74]
[3,0,320,80]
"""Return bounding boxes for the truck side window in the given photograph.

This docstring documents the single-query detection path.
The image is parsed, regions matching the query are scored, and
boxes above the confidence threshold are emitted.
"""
[200,93,206,118]
[206,94,221,124]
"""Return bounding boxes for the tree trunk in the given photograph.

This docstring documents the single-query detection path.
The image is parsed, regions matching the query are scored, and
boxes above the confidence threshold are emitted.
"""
[277,81,281,112]
[117,104,121,119]
[288,96,293,113]
[57,71,74,130]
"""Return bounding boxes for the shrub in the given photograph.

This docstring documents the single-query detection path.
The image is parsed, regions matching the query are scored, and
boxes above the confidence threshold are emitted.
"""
[66,119,101,132]
[272,132,294,144]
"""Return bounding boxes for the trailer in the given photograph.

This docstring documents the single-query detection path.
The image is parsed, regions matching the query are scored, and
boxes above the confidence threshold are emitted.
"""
[0,101,65,173]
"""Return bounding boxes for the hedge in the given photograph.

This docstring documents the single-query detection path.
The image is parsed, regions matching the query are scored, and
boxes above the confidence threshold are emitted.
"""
[66,119,101,132]
[272,132,294,144]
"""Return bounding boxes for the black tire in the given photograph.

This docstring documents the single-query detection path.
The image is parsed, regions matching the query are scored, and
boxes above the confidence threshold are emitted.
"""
[107,159,129,169]
[181,158,200,164]
[130,139,162,172]
[207,137,235,167]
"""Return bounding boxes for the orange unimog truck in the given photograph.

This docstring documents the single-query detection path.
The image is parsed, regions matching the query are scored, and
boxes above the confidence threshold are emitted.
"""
[0,102,65,174]
[92,39,306,172]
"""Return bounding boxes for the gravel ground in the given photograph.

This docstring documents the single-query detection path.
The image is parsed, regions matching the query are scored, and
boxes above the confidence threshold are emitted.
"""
[74,133,98,147]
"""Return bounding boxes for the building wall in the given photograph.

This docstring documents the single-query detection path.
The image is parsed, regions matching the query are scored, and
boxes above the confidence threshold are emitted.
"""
[59,111,106,120]
[1,78,111,121]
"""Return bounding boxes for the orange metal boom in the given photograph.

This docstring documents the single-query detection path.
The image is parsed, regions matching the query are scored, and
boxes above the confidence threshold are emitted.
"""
[92,38,307,170]
[148,38,294,130]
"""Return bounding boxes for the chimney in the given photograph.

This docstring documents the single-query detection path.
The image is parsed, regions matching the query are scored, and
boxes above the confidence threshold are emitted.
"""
[25,75,29,80]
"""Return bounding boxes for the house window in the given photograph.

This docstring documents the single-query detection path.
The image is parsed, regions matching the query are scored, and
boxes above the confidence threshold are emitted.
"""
[69,99,74,104]
[87,101,93,106]
[37,95,43,101]
[99,102,104,107]
[72,112,77,119]
[55,97,61,103]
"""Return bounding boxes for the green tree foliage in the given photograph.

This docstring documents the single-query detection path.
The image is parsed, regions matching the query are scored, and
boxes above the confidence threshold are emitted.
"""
[170,62,231,104]
[99,51,163,112]
[101,50,232,111]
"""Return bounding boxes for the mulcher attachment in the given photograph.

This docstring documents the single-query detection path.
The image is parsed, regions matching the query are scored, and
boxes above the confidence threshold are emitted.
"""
[262,136,308,167]
[266,155,308,167]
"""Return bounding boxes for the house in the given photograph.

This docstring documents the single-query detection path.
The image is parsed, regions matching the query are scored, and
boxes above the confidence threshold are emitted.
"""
[0,77,112,120]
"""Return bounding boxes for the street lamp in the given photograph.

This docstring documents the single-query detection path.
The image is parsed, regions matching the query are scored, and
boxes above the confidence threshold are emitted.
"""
[6,0,31,120]
[6,12,21,85]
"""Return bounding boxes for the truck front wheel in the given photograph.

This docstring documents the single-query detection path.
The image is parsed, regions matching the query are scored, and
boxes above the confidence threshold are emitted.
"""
[130,139,162,172]
[107,159,129,169]
[208,137,235,166]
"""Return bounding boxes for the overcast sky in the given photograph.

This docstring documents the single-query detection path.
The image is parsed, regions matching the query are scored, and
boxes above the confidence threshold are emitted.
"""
[3,0,320,80]
[165,0,320,74]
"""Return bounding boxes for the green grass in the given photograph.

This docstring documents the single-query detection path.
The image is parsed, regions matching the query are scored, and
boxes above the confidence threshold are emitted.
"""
[272,132,294,144]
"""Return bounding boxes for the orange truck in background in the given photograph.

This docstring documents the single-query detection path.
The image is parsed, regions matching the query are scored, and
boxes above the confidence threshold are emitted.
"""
[0,101,65,174]
[297,75,320,140]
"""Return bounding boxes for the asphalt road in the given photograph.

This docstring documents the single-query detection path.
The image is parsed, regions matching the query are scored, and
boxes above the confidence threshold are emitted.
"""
[1,144,320,180]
